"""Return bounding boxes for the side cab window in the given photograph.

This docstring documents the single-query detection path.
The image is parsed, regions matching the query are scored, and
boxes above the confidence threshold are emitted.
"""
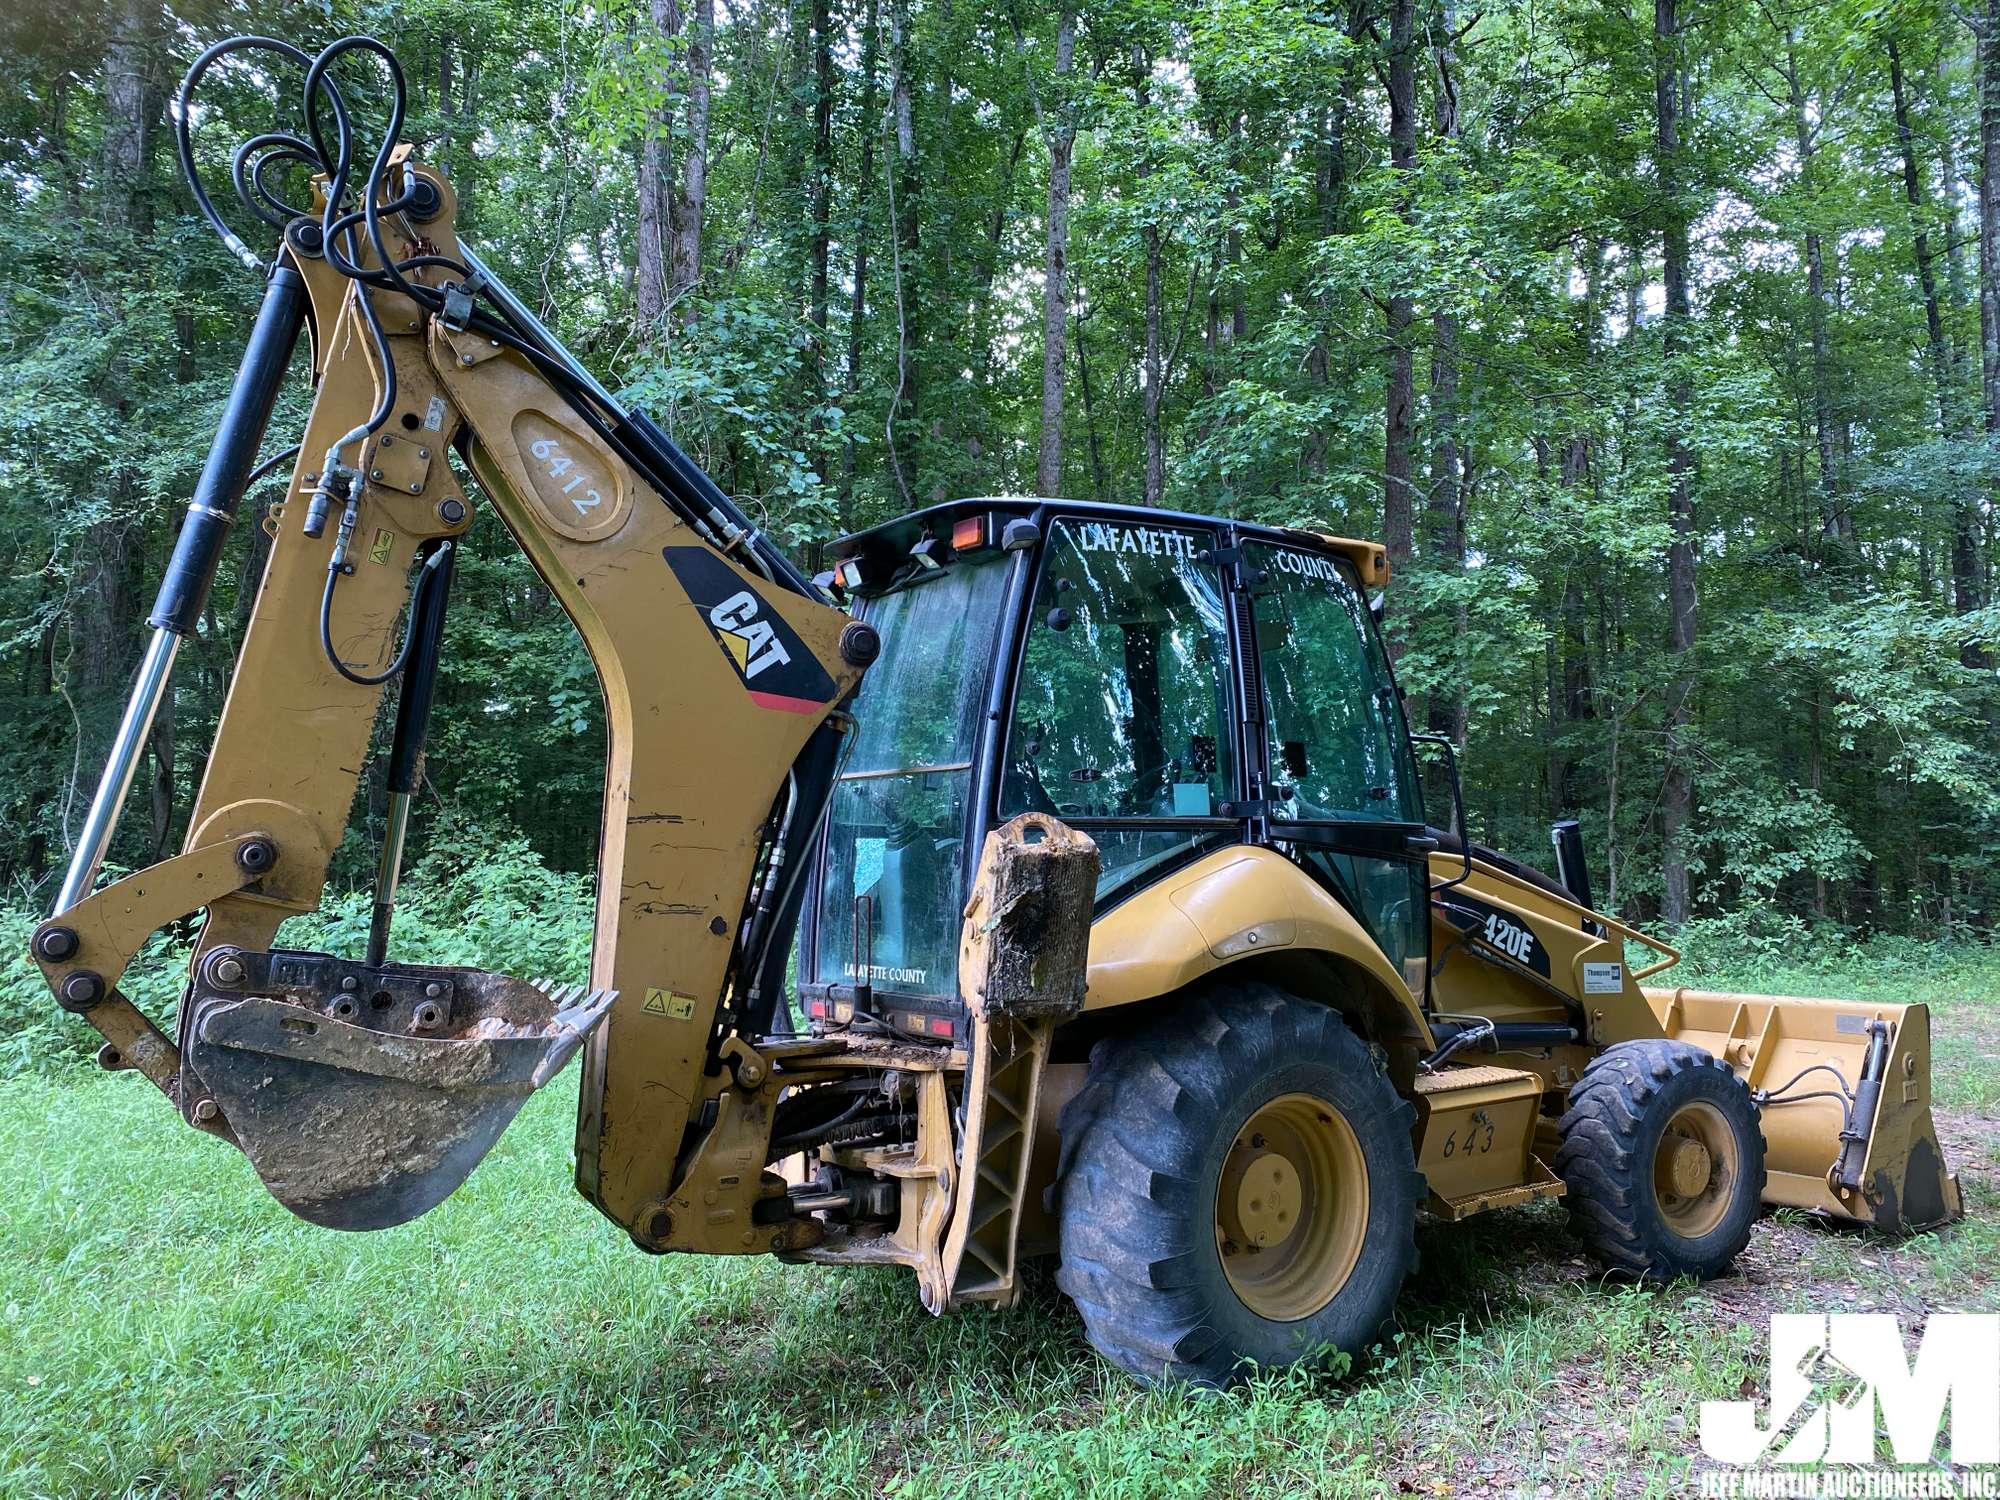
[1248,542,1429,993]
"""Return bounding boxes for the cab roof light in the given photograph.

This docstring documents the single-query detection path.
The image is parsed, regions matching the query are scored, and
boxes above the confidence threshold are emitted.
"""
[1001,518,1041,552]
[834,557,868,592]
[910,536,949,570]
[950,514,989,553]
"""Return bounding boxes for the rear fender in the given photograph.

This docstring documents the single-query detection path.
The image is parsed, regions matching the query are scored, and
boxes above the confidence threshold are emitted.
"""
[1084,845,1431,1058]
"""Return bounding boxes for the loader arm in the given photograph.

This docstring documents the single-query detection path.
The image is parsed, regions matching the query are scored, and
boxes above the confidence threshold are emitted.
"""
[31,56,868,1248]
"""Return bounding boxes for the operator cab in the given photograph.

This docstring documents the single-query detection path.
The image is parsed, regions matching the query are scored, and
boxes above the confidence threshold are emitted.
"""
[795,499,1429,1042]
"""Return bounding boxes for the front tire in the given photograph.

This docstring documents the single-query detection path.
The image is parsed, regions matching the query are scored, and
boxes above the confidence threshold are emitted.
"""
[1054,982,1422,1387]
[1556,1039,1766,1280]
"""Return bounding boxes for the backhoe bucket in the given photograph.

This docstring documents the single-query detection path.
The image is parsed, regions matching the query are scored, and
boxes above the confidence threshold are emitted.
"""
[185,949,612,1230]
[1645,986,1962,1233]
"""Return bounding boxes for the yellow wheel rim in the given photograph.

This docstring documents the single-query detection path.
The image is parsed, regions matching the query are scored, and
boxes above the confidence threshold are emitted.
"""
[1653,1099,1737,1238]
[1215,1092,1369,1323]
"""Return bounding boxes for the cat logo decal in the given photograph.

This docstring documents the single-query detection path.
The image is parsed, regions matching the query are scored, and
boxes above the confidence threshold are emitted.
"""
[662,546,836,713]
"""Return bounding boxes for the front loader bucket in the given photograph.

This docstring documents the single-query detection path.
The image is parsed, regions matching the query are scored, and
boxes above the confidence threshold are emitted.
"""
[185,949,612,1230]
[1645,986,1962,1233]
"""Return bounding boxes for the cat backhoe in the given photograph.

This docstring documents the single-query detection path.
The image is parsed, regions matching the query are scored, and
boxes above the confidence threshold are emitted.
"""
[33,34,1962,1387]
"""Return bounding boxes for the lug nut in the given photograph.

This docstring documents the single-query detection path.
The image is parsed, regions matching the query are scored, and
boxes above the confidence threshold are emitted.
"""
[423,982,444,998]
[212,956,246,986]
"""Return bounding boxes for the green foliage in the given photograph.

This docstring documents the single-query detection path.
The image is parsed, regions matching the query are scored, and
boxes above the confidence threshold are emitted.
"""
[1,0,1997,942]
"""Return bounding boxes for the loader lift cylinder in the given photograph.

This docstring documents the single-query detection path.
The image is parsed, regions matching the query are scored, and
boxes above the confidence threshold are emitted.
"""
[55,263,307,914]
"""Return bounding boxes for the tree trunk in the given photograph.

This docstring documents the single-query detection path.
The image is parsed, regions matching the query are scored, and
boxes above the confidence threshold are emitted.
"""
[1890,38,1959,439]
[1781,28,1848,542]
[1382,0,1419,627]
[1074,294,1110,499]
[1891,36,1985,653]
[70,0,160,849]
[1305,4,1367,480]
[1656,0,1698,927]
[841,0,882,508]
[1931,54,1975,335]
[1426,6,1467,743]
[808,0,834,469]
[1980,5,2000,432]
[636,0,680,329]
[1226,112,1246,350]
[887,0,922,507]
[1136,46,1165,506]
[1036,8,1078,498]
[669,0,712,323]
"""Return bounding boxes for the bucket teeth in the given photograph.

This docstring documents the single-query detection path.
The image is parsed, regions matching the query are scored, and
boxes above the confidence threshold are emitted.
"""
[532,985,617,1088]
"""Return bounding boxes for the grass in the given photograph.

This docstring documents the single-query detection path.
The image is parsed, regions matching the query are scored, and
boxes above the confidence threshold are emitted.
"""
[0,940,1994,1498]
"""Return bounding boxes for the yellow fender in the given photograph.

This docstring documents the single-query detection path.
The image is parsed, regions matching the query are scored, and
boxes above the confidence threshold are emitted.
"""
[1083,845,1432,1054]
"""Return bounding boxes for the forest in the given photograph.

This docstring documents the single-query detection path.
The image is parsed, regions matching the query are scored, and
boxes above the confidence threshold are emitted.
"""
[3,0,1998,942]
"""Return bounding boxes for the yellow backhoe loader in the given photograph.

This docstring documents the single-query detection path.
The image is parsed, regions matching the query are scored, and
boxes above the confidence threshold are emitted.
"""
[34,34,1961,1387]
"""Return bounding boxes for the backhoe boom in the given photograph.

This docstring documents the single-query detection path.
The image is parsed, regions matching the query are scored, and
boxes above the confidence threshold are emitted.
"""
[34,73,869,1249]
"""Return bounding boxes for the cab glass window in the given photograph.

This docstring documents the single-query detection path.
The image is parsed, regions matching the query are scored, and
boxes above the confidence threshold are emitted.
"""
[1249,541,1427,988]
[1250,546,1420,823]
[812,557,1009,999]
[1003,518,1234,893]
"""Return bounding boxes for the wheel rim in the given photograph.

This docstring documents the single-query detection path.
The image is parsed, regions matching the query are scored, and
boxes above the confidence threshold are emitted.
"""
[1215,1092,1369,1323]
[1652,1099,1737,1238]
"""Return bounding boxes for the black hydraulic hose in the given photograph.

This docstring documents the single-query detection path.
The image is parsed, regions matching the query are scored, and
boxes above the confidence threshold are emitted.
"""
[182,28,815,616]
[244,443,301,490]
[176,35,349,274]
[231,132,318,228]
[320,543,452,687]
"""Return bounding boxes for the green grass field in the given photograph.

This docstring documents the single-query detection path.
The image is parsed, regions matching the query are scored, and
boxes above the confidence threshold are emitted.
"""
[1,944,1994,1499]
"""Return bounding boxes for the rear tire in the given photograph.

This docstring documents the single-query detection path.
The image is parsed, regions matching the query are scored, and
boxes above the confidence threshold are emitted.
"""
[1054,982,1422,1387]
[1556,1039,1766,1280]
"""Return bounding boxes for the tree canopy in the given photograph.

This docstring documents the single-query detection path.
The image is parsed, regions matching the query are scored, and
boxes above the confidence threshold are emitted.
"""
[3,0,1997,938]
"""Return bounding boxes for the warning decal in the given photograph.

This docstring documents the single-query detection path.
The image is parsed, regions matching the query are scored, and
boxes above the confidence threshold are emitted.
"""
[642,987,697,1020]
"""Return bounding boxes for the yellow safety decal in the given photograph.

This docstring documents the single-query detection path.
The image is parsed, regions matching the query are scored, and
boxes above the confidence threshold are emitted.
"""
[642,987,696,1020]
[370,527,395,565]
